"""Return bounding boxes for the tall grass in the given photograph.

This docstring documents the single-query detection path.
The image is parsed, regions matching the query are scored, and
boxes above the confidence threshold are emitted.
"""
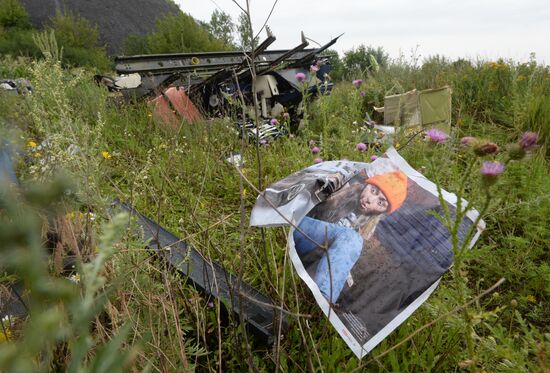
[0,50,548,371]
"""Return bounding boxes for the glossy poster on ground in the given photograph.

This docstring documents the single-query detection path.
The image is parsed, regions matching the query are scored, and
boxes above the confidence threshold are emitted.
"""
[250,147,484,358]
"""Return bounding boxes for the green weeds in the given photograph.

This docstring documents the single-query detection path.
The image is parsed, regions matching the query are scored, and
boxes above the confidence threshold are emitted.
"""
[0,52,548,371]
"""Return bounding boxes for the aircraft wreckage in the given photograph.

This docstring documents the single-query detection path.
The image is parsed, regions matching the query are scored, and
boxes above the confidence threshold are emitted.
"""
[96,29,342,139]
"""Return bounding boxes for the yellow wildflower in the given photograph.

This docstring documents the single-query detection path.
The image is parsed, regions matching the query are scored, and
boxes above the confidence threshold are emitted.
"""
[101,151,112,160]
[27,140,37,148]
[526,294,536,303]
[0,329,11,343]
[33,152,42,158]
[517,75,526,81]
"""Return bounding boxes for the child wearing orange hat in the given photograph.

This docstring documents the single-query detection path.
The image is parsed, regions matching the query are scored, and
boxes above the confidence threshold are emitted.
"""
[294,171,408,303]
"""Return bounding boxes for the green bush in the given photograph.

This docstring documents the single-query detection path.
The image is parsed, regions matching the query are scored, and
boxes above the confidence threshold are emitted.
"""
[122,34,148,55]
[49,11,111,71]
[0,0,29,28]
[145,13,229,53]
[0,27,41,58]
[343,45,389,75]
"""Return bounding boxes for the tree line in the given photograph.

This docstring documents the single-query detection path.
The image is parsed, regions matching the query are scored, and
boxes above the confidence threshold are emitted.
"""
[0,0,389,78]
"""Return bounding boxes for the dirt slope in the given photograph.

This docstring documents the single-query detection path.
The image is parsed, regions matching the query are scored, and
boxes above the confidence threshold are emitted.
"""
[19,0,181,54]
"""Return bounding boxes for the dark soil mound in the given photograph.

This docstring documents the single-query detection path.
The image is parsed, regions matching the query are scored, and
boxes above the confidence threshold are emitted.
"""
[19,0,181,54]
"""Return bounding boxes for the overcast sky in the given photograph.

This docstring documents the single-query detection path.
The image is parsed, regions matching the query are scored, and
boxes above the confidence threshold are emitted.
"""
[174,0,550,65]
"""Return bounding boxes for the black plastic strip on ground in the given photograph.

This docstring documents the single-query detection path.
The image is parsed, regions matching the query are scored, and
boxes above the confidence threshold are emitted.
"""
[114,200,287,345]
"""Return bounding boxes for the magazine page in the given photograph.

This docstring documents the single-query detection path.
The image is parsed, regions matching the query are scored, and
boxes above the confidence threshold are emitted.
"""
[250,147,485,358]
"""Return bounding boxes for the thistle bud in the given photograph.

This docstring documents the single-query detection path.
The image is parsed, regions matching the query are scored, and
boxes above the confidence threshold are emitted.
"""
[474,141,499,156]
[507,143,526,160]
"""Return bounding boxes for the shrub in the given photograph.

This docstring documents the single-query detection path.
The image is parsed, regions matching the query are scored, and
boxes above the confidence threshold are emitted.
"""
[0,0,29,28]
[343,45,389,74]
[49,11,111,71]
[0,27,41,58]
[146,13,229,53]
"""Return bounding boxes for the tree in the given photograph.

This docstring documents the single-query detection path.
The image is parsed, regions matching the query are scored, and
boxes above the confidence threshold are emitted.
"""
[207,9,235,48]
[146,13,228,54]
[51,10,102,50]
[49,11,111,70]
[236,12,258,50]
[323,49,345,81]
[343,45,388,73]
[0,0,30,28]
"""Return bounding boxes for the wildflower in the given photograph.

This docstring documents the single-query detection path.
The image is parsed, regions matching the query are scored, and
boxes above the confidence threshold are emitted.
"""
[295,72,306,82]
[474,141,499,156]
[259,139,268,147]
[283,112,290,120]
[526,294,536,303]
[270,118,279,126]
[311,146,320,154]
[519,131,539,151]
[370,155,378,161]
[516,75,525,81]
[207,301,215,309]
[0,329,11,343]
[356,143,367,152]
[313,157,323,164]
[101,151,112,160]
[308,140,316,147]
[509,132,539,160]
[352,79,363,87]
[359,91,366,97]
[425,128,448,144]
[480,161,505,186]
[27,140,37,148]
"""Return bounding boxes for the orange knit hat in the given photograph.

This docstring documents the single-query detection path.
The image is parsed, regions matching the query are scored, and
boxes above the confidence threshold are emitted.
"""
[366,171,408,213]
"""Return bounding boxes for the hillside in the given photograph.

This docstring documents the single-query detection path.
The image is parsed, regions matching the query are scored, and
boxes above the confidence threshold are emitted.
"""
[18,0,181,54]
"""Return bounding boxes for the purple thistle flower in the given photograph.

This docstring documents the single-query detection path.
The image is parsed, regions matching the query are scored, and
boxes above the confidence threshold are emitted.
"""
[359,91,366,97]
[295,72,306,82]
[313,158,323,164]
[519,132,539,151]
[352,79,363,87]
[356,143,367,152]
[283,112,290,120]
[270,118,279,126]
[311,146,321,154]
[370,155,378,161]
[259,139,268,146]
[425,128,449,144]
[481,161,505,178]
